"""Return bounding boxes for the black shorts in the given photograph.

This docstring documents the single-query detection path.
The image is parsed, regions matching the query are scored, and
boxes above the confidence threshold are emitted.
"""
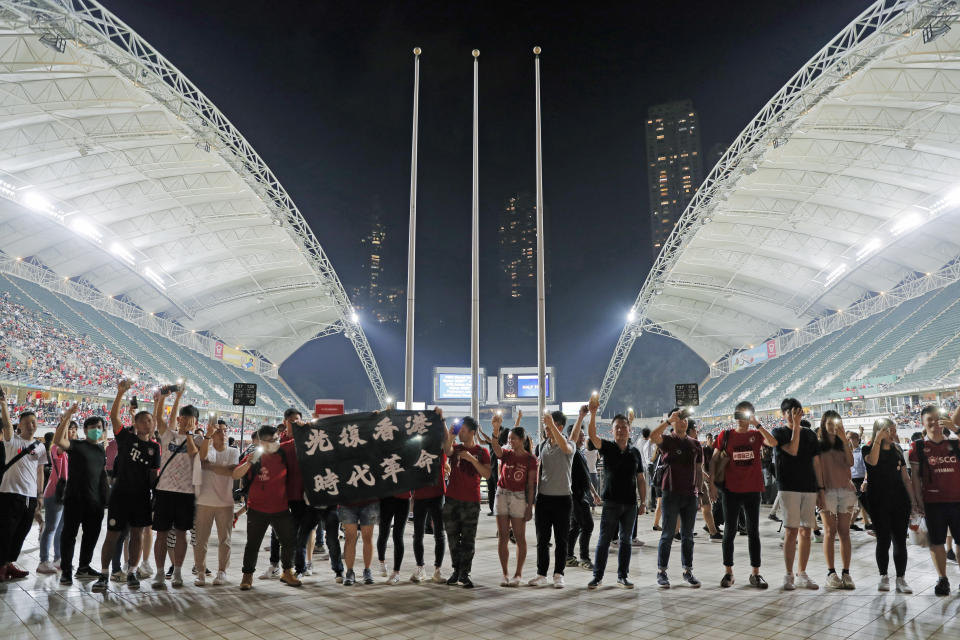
[107,489,152,531]
[152,490,196,532]
[925,501,960,546]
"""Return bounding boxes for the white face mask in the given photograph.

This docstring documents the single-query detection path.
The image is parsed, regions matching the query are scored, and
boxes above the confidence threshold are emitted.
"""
[262,441,280,454]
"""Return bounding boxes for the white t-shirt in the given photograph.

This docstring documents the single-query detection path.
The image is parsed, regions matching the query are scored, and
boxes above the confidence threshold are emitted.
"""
[583,448,599,473]
[196,444,240,507]
[1,436,46,497]
[156,430,195,494]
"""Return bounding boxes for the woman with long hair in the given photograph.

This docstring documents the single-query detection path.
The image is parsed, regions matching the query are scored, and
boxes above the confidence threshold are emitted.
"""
[864,417,917,592]
[816,410,856,589]
[489,416,537,587]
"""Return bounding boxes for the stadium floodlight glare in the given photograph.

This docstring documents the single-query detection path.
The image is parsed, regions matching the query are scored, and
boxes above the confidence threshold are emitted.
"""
[891,212,924,236]
[855,238,881,261]
[143,267,166,290]
[71,218,102,243]
[351,312,359,323]
[111,242,135,266]
[627,309,636,322]
[824,263,847,287]
[21,191,52,213]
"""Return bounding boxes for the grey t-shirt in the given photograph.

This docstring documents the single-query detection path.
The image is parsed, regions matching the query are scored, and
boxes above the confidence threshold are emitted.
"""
[537,438,574,496]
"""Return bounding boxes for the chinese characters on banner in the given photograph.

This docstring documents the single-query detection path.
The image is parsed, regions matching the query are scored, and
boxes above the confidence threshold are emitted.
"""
[291,410,446,506]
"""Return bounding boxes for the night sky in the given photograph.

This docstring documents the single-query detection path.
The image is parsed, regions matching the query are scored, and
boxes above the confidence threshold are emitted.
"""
[103,0,869,415]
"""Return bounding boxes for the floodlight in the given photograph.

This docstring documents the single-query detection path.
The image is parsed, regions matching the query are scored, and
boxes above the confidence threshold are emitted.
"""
[627,309,636,322]
[351,312,359,322]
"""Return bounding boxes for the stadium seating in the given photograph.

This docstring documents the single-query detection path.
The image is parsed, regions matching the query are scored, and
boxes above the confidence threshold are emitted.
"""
[698,279,960,415]
[0,272,304,416]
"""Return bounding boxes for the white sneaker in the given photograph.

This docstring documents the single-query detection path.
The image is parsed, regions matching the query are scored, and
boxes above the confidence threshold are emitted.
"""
[36,561,57,574]
[387,571,400,585]
[139,562,154,578]
[302,562,313,576]
[528,575,547,587]
[411,566,426,583]
[553,573,565,589]
[194,574,206,587]
[259,564,279,580]
[431,567,444,583]
[151,575,166,590]
[508,576,521,587]
[171,568,184,588]
[122,562,129,574]
[110,570,125,583]
[825,572,843,589]
[878,575,890,592]
[783,573,796,591]
[631,538,645,547]
[379,561,388,577]
[53,559,61,570]
[895,577,912,594]
[500,575,511,587]
[213,571,227,586]
[841,573,855,590]
[797,572,819,590]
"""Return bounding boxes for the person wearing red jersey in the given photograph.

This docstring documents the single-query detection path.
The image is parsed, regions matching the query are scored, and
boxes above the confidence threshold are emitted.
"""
[232,425,301,590]
[489,415,537,587]
[410,448,447,584]
[710,400,777,589]
[441,414,491,589]
[909,405,960,596]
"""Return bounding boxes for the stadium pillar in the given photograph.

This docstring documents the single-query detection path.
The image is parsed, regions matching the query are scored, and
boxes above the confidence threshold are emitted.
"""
[404,48,421,409]
[470,49,480,419]
[533,47,547,432]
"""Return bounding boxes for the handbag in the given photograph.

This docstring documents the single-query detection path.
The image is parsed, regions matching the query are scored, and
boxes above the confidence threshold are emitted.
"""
[710,429,733,485]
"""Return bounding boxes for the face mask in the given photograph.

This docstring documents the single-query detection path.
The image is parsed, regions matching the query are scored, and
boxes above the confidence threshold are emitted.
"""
[87,428,103,441]
[262,441,279,454]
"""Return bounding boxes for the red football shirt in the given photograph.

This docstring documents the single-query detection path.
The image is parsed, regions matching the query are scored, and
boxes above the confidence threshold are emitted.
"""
[716,428,765,494]
[496,449,538,493]
[445,444,490,503]
[909,438,960,503]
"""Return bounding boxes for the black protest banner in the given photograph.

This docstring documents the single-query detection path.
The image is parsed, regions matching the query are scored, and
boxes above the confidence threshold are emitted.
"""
[292,409,445,506]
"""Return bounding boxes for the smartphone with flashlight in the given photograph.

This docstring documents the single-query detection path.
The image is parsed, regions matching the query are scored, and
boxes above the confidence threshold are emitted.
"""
[130,396,138,410]
[451,422,463,436]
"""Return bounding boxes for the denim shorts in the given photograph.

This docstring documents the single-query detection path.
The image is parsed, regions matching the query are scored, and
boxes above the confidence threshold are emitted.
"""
[337,502,379,526]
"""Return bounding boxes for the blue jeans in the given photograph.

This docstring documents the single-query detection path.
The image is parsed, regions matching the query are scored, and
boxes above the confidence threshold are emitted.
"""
[657,489,698,570]
[593,501,637,580]
[39,497,64,563]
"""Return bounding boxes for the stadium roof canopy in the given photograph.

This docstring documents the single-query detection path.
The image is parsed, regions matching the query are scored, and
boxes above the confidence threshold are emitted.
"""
[0,0,386,402]
[600,0,960,409]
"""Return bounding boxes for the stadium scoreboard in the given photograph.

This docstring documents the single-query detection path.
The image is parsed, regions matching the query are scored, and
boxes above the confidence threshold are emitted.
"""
[433,366,486,404]
[499,366,556,404]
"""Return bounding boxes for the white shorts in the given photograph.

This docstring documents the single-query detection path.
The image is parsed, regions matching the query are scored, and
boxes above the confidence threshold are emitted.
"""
[821,487,857,516]
[780,491,818,529]
[494,488,527,519]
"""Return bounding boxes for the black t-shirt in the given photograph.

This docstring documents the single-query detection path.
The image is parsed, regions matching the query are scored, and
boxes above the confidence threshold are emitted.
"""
[570,449,592,503]
[588,438,642,505]
[113,428,161,494]
[771,426,821,492]
[65,440,107,505]
[862,444,909,504]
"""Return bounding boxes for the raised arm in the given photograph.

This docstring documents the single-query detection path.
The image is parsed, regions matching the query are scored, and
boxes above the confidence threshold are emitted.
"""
[781,409,803,456]
[752,417,778,447]
[490,414,505,458]
[543,413,572,454]
[53,404,78,451]
[569,405,587,447]
[168,383,184,433]
[587,394,601,450]
[836,426,854,467]
[439,407,454,457]
[199,414,215,460]
[110,379,133,435]
[649,414,673,446]
[154,389,170,437]
[865,433,883,467]
[514,408,522,429]
[0,386,11,441]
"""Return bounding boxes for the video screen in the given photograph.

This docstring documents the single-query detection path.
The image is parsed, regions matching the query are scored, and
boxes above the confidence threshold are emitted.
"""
[436,373,472,400]
[515,374,550,398]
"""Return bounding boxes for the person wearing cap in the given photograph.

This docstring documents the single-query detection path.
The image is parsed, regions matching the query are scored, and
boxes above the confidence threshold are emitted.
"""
[150,383,199,589]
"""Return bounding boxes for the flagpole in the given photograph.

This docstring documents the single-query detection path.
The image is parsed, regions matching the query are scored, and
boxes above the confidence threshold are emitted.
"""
[534,46,547,428]
[403,47,421,410]
[471,49,480,419]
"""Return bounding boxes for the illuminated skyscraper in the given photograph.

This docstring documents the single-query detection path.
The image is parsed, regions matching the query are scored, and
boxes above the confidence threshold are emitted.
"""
[353,213,402,323]
[646,100,703,255]
[498,193,538,299]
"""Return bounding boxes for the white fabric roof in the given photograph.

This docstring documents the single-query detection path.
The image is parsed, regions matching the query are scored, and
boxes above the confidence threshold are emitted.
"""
[0,1,369,370]
[635,0,960,367]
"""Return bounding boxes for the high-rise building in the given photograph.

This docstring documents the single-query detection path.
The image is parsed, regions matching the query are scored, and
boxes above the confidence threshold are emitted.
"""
[353,213,403,324]
[498,193,538,299]
[646,100,703,255]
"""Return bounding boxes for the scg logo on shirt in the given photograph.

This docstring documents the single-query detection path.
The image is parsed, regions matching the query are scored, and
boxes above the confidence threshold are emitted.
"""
[927,455,958,465]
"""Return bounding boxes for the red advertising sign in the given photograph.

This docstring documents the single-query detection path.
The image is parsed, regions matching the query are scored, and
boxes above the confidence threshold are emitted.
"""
[766,340,777,359]
[314,399,344,418]
[214,341,224,359]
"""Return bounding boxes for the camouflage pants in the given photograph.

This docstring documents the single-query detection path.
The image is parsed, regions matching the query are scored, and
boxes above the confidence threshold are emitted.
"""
[442,498,480,576]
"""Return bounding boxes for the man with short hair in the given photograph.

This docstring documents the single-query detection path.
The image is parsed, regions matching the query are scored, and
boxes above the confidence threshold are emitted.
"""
[233,425,301,589]
[910,405,960,596]
[0,391,46,582]
[151,384,199,589]
[529,411,575,588]
[94,379,160,590]
[51,408,110,591]
[771,398,822,591]
[567,409,601,570]
[194,415,239,586]
[442,412,491,588]
[586,394,646,589]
